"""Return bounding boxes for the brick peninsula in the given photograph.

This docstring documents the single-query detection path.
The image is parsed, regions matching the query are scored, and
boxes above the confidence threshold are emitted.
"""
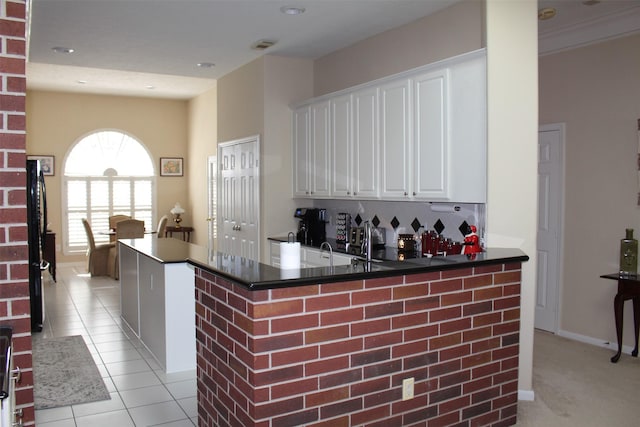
[183,242,528,427]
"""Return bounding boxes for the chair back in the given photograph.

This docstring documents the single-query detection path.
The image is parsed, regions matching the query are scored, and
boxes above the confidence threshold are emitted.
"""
[109,214,131,230]
[81,218,96,250]
[157,215,169,238]
[116,219,145,239]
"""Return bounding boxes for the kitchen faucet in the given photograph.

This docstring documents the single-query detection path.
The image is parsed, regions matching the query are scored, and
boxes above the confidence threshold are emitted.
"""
[362,220,372,263]
[320,241,334,268]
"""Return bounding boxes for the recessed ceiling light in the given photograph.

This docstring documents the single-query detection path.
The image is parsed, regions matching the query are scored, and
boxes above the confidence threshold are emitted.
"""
[538,7,557,20]
[52,46,74,54]
[145,85,155,90]
[76,80,87,84]
[280,6,305,15]
[197,62,215,68]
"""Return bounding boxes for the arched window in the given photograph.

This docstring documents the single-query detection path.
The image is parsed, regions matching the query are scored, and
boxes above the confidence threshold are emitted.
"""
[63,130,155,254]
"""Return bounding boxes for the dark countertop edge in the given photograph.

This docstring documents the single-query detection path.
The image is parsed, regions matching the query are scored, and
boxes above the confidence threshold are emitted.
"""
[187,250,529,290]
[118,235,528,291]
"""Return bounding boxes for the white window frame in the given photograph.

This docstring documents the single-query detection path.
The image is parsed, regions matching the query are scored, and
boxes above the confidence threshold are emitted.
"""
[61,130,156,255]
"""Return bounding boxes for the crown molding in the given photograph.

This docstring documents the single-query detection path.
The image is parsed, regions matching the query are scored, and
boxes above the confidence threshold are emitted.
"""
[539,5,640,55]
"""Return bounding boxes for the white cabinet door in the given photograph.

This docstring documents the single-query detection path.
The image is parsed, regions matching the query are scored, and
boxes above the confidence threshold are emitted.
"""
[352,87,379,199]
[119,244,139,334]
[310,101,331,197]
[292,106,310,197]
[379,78,411,199]
[447,55,487,203]
[270,241,281,266]
[413,69,449,200]
[138,254,166,369]
[331,94,352,197]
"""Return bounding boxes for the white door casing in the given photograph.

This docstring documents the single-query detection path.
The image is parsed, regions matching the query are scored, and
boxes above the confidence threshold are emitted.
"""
[218,135,260,261]
[536,124,565,332]
[207,155,217,252]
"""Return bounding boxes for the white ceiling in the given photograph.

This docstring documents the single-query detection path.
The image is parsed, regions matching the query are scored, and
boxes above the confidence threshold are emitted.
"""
[26,0,640,100]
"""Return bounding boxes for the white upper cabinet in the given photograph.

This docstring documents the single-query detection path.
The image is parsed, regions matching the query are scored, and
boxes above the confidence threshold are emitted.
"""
[292,48,487,203]
[413,69,449,200]
[446,53,487,203]
[293,100,331,198]
[310,100,331,197]
[379,78,411,199]
[292,106,310,197]
[331,94,352,197]
[352,86,379,199]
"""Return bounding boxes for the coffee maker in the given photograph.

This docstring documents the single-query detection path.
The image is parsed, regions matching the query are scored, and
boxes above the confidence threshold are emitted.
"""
[294,208,326,247]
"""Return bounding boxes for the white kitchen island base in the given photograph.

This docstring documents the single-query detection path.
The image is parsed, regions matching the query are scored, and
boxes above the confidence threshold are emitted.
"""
[119,238,196,374]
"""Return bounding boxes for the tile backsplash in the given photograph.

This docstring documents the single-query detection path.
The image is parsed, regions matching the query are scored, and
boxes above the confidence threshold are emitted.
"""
[306,199,485,248]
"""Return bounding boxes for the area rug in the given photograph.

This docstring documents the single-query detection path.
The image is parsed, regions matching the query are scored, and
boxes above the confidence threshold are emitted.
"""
[33,335,111,409]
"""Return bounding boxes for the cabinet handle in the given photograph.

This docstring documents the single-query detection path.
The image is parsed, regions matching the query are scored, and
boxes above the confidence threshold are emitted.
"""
[347,191,350,195]
[404,192,408,196]
[413,192,416,196]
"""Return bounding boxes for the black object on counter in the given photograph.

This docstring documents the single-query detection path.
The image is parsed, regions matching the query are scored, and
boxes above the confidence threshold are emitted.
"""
[294,208,326,247]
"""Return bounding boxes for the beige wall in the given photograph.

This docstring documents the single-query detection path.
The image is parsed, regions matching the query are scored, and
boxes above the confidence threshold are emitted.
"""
[188,86,218,247]
[217,57,264,143]
[485,0,538,394]
[26,90,189,263]
[216,55,313,261]
[540,33,640,347]
[313,0,484,96]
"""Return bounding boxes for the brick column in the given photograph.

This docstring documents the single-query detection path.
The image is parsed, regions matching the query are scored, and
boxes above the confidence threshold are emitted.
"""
[1,0,35,424]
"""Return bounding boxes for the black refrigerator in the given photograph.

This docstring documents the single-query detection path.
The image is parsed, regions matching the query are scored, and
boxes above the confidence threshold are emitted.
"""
[26,160,47,332]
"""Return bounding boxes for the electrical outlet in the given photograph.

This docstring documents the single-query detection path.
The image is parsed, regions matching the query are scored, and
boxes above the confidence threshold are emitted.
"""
[402,377,414,401]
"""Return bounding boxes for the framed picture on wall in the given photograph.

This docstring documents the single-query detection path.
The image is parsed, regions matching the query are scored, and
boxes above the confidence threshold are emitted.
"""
[160,157,183,176]
[27,155,55,176]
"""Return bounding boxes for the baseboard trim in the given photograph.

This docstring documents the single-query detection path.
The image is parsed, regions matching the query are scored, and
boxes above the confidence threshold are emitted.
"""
[518,389,535,401]
[557,329,634,355]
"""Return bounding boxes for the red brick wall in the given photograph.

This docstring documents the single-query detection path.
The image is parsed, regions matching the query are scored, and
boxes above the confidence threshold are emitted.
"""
[195,263,521,427]
[0,0,34,424]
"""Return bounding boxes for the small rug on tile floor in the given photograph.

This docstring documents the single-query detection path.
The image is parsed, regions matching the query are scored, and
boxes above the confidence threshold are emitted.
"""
[33,335,111,409]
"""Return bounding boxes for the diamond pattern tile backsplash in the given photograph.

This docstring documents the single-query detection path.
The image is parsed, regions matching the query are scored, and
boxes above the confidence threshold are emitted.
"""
[311,200,485,248]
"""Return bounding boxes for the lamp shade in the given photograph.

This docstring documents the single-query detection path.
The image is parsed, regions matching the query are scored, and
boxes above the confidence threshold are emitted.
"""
[170,203,185,215]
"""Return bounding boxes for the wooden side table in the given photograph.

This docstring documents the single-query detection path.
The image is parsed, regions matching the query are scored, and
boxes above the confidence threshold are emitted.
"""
[600,273,640,363]
[165,226,194,242]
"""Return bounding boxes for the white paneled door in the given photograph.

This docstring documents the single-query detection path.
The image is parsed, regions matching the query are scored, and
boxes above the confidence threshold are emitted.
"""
[536,124,565,332]
[218,135,260,261]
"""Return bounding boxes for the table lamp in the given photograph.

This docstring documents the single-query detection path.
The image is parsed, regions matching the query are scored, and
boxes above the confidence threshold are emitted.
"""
[170,203,185,228]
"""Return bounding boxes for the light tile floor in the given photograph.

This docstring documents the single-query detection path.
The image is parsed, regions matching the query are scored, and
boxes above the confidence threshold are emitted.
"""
[34,264,197,427]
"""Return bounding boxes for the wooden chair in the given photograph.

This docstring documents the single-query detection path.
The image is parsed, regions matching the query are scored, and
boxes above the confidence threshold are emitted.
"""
[110,219,144,279]
[109,214,132,230]
[157,215,169,238]
[81,218,115,277]
[115,219,145,239]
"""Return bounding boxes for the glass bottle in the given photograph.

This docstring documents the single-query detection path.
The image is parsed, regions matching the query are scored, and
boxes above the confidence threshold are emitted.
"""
[619,228,638,275]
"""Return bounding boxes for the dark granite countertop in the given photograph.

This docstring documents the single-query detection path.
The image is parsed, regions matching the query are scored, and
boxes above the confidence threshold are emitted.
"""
[120,236,528,290]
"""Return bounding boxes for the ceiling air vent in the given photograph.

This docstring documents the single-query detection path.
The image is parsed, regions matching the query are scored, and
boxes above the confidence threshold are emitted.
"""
[251,39,276,50]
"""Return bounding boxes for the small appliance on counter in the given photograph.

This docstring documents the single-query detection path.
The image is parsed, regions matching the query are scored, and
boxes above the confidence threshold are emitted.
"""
[336,213,351,245]
[294,208,326,247]
[349,226,386,249]
[397,234,416,253]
